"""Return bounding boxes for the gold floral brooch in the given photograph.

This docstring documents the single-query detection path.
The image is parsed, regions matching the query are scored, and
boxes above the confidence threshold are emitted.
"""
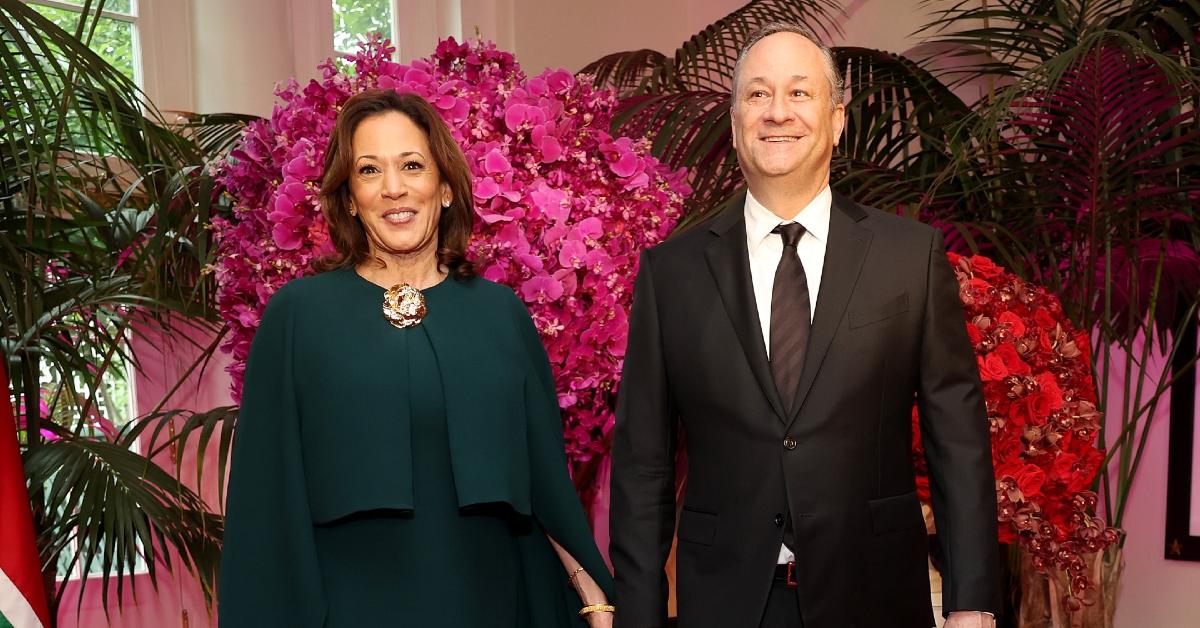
[382,283,427,328]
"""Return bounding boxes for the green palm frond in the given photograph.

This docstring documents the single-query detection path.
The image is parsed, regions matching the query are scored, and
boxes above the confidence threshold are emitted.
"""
[2,0,254,614]
[579,49,667,97]
[918,0,1139,77]
[651,0,843,93]
[120,404,239,512]
[837,46,972,205]
[24,437,224,612]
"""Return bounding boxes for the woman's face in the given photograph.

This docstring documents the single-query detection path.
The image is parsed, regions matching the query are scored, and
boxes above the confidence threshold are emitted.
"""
[348,111,450,260]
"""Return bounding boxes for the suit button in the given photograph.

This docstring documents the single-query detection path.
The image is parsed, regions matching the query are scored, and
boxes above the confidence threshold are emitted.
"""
[783,436,798,450]
[773,513,785,527]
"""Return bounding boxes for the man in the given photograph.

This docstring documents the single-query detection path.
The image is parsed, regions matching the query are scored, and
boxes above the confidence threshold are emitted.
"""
[609,23,1001,628]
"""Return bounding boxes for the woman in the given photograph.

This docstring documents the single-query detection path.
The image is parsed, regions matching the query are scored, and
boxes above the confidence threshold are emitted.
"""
[219,89,614,627]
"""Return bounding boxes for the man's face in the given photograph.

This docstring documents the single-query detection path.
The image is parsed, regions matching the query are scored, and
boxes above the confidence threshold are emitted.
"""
[731,32,845,189]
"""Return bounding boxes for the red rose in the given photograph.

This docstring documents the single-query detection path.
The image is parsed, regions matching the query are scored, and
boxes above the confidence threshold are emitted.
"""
[1014,464,1047,500]
[1026,392,1055,421]
[978,354,1009,382]
[1050,452,1081,481]
[966,323,984,345]
[1065,449,1104,492]
[994,342,1032,375]
[1035,373,1064,411]
[998,311,1027,337]
[992,436,1025,464]
[1007,400,1034,428]
[1034,307,1057,329]
[1038,330,1053,352]
[970,255,1005,280]
[915,475,931,502]
[969,276,992,294]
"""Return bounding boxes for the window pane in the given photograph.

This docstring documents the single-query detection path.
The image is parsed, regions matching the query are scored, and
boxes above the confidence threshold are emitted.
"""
[30,4,136,82]
[333,0,392,53]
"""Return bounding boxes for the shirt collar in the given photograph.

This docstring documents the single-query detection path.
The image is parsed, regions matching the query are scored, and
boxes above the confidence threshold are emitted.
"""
[743,186,832,252]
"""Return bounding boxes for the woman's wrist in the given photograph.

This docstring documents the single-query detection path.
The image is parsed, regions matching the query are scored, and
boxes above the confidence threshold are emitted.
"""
[579,603,615,617]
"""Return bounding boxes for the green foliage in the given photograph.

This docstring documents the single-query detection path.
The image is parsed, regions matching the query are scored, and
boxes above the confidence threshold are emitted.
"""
[333,0,392,53]
[29,2,135,81]
[2,0,256,614]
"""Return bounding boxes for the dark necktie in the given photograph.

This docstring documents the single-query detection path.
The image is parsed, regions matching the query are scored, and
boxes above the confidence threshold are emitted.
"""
[770,223,811,415]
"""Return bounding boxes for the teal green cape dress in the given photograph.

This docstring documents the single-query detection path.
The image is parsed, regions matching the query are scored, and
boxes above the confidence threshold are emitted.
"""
[218,268,613,627]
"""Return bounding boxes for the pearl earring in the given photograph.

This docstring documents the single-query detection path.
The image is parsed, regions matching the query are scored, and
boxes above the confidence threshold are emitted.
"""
[442,200,451,208]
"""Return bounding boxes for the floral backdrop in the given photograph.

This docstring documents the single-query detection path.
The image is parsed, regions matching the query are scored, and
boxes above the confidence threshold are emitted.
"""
[212,37,690,468]
[913,253,1118,606]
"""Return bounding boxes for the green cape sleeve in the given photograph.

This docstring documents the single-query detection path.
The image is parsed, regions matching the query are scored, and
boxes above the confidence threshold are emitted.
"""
[219,287,326,627]
[510,295,616,626]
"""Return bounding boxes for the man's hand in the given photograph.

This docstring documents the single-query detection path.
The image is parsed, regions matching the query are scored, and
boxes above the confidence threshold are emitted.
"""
[945,611,995,628]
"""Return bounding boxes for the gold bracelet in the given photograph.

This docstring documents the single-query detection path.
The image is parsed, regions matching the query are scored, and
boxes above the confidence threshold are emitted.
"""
[567,566,586,584]
[579,603,615,617]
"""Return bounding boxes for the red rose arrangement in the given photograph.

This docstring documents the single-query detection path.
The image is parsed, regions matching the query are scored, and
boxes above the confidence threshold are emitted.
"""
[913,253,1119,608]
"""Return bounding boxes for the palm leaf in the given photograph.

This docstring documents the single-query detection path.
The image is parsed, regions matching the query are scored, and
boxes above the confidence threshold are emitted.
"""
[120,404,239,511]
[579,49,667,97]
[23,437,224,612]
[918,0,1138,79]
[836,46,971,206]
[651,0,844,93]
[946,36,1200,331]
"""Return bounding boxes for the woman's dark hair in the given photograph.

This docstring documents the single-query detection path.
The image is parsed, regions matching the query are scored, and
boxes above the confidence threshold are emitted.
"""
[316,89,475,278]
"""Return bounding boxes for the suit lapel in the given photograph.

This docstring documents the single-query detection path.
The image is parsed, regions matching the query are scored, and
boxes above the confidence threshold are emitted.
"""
[703,192,788,421]
[787,193,872,425]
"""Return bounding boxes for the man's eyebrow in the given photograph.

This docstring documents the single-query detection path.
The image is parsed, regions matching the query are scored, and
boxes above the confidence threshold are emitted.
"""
[742,75,810,87]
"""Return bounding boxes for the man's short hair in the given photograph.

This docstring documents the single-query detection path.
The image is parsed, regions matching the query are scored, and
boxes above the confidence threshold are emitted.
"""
[731,22,845,106]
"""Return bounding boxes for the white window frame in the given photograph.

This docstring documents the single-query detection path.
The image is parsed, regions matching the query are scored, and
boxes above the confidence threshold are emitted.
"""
[24,0,143,88]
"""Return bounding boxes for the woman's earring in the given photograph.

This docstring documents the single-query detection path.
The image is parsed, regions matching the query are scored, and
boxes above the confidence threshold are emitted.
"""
[442,199,451,208]
[349,205,358,217]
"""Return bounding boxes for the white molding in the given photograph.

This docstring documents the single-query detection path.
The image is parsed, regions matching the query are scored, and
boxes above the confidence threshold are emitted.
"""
[27,0,135,22]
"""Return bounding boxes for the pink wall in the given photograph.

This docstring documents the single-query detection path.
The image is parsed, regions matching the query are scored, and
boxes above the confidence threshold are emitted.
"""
[1103,339,1200,627]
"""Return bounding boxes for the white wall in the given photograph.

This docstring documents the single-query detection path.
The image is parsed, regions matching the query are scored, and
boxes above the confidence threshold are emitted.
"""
[191,0,295,116]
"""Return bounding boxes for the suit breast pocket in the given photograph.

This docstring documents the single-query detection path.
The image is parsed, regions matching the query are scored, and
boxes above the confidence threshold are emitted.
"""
[848,292,909,329]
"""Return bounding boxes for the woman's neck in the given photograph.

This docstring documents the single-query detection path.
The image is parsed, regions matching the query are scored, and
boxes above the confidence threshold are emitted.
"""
[356,250,445,290]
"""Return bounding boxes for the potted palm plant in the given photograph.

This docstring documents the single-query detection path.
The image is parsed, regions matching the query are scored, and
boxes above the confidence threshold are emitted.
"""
[1,0,251,621]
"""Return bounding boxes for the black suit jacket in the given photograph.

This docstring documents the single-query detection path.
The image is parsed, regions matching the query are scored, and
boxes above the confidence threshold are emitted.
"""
[610,192,1001,628]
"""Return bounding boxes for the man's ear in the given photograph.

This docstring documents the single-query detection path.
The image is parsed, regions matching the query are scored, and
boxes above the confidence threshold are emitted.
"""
[831,102,846,147]
[729,106,739,149]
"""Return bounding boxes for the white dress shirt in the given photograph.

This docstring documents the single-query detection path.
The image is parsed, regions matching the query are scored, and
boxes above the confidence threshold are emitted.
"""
[743,186,832,565]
